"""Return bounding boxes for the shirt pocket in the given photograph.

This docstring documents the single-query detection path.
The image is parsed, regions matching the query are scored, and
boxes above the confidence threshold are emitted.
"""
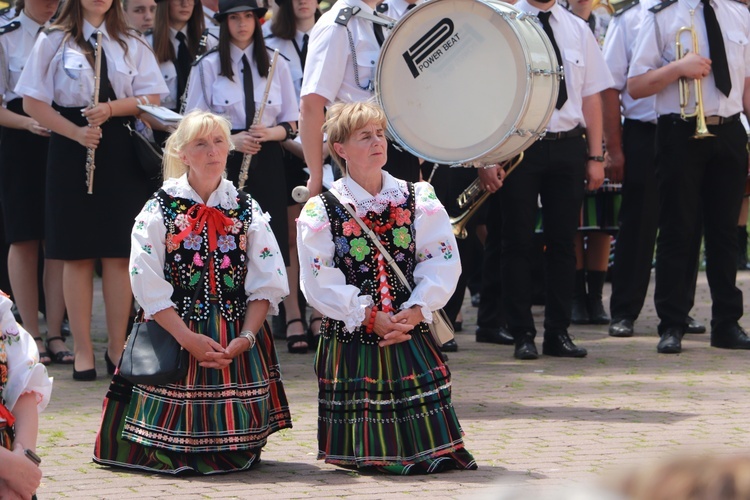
[62,49,92,81]
[211,77,243,116]
[725,31,748,60]
[563,48,585,85]
[7,55,24,90]
[355,49,379,86]
[160,61,178,107]
[113,55,138,95]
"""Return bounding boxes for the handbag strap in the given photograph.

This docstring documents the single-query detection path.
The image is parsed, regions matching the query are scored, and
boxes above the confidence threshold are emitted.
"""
[335,194,414,294]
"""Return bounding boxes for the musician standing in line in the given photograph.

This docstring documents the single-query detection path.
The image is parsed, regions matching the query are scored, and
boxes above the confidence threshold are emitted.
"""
[479,0,613,359]
[299,0,420,198]
[603,0,705,339]
[16,0,168,380]
[0,0,70,367]
[123,0,157,33]
[628,0,750,353]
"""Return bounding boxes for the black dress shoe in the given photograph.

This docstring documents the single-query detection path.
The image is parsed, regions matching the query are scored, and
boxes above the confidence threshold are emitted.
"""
[711,324,750,350]
[514,335,538,360]
[570,298,590,325]
[73,366,97,381]
[685,316,706,334]
[609,318,634,338]
[657,328,683,354]
[587,299,610,325]
[441,339,458,352]
[476,326,515,345]
[542,332,587,358]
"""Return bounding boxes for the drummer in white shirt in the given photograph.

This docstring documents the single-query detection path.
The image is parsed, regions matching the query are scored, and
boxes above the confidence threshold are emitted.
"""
[479,0,613,360]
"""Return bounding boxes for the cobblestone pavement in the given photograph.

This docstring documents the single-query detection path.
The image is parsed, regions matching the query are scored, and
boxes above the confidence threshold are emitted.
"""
[33,272,750,499]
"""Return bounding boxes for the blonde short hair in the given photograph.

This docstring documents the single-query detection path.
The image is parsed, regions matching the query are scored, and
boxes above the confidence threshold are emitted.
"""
[322,101,387,175]
[162,111,234,181]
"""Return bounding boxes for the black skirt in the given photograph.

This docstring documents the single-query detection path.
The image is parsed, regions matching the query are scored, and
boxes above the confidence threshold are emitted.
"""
[45,106,152,260]
[0,99,48,243]
[225,138,289,266]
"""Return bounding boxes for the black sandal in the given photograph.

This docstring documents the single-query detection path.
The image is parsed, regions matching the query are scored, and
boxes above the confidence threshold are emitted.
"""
[33,337,52,366]
[308,315,324,346]
[286,318,309,354]
[46,336,74,365]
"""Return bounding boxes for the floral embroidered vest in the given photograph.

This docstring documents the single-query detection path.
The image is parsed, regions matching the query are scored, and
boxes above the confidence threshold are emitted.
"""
[319,184,429,344]
[154,190,253,322]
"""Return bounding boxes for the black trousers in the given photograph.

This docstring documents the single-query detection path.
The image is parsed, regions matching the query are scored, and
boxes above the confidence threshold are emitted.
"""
[476,184,504,329]
[654,117,746,333]
[501,137,586,336]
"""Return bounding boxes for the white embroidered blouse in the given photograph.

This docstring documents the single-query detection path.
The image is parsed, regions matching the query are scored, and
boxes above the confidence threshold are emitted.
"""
[296,172,461,334]
[129,174,289,318]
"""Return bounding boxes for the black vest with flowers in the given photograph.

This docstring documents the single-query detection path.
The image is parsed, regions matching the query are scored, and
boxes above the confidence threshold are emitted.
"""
[319,183,429,344]
[155,189,253,322]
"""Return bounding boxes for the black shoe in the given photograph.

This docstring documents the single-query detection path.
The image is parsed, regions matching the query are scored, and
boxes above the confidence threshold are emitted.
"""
[585,271,610,325]
[542,332,587,358]
[441,339,458,352]
[587,300,610,325]
[476,326,514,345]
[609,318,634,338]
[711,324,750,350]
[471,293,481,308]
[513,332,538,360]
[73,366,97,381]
[657,328,683,354]
[685,316,706,334]
[104,350,117,375]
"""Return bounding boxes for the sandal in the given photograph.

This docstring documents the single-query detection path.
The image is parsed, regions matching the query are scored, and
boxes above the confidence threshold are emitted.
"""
[46,336,74,365]
[33,337,52,366]
[286,318,309,354]
[308,315,324,346]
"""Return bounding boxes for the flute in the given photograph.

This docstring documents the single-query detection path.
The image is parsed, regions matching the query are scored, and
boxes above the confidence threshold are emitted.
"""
[238,49,279,191]
[85,31,103,194]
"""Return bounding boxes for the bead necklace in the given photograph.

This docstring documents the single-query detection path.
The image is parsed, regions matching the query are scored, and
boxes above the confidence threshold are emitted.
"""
[363,205,397,235]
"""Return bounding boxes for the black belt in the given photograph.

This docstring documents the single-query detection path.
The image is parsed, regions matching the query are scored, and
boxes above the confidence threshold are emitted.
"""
[542,126,585,140]
[660,113,741,126]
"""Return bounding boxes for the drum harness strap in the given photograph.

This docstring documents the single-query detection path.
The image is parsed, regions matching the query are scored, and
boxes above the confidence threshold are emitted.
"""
[335,6,395,92]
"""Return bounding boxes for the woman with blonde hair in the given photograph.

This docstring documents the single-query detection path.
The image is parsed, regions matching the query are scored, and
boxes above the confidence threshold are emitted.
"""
[94,110,292,474]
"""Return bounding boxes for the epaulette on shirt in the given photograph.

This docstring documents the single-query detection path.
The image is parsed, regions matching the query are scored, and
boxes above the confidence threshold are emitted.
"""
[649,0,677,14]
[376,2,388,13]
[614,0,639,17]
[193,46,218,66]
[266,46,290,62]
[335,6,355,26]
[0,20,19,36]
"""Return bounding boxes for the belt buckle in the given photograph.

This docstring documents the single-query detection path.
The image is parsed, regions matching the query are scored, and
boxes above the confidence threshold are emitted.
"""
[704,116,720,126]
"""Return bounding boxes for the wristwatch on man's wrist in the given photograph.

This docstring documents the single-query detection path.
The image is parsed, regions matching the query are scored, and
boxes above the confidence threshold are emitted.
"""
[239,330,256,350]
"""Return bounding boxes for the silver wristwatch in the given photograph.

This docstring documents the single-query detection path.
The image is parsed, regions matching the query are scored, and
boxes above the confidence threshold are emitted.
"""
[239,330,256,350]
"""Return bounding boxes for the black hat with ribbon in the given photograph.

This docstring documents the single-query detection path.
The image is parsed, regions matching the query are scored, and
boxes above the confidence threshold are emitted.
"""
[214,0,268,21]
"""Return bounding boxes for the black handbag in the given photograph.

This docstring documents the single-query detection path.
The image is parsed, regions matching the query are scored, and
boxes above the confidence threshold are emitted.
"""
[125,121,163,181]
[119,252,211,386]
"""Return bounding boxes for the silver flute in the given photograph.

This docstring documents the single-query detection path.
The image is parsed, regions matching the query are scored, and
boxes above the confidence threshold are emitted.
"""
[238,49,279,191]
[85,31,103,194]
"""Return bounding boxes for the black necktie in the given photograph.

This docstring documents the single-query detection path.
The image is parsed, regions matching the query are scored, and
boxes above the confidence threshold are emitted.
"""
[538,10,567,110]
[89,34,115,101]
[406,3,416,10]
[175,31,191,105]
[242,54,256,129]
[373,12,385,46]
[300,34,309,71]
[701,0,731,97]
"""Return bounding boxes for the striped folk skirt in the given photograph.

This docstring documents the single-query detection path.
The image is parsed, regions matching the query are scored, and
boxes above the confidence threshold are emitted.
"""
[314,323,477,475]
[93,305,292,475]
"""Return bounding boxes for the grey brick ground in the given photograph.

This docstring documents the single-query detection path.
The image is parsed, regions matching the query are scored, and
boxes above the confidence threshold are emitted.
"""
[33,272,750,498]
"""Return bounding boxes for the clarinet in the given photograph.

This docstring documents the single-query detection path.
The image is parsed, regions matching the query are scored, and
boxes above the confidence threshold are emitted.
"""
[85,31,103,194]
[238,49,280,191]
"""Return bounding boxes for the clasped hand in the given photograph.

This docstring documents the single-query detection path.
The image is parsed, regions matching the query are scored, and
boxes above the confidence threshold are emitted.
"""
[181,332,250,369]
[372,307,425,347]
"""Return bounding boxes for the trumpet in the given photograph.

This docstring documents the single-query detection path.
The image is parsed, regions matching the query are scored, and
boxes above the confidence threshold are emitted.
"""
[85,31,103,194]
[450,154,523,239]
[676,10,714,139]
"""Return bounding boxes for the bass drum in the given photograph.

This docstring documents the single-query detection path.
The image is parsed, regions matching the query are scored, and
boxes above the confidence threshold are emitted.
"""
[375,0,559,166]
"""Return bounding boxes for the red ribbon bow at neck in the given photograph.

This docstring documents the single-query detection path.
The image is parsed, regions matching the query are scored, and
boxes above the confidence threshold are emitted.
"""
[172,204,235,252]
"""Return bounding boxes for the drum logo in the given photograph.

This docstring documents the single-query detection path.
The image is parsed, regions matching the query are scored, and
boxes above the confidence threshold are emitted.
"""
[402,18,460,78]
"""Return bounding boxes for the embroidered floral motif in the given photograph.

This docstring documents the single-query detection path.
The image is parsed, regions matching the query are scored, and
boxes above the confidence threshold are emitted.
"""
[174,254,182,262]
[218,235,236,253]
[349,237,371,262]
[260,247,273,259]
[335,236,350,257]
[392,227,412,249]
[220,255,231,269]
[142,244,153,255]
[130,266,141,276]
[311,256,321,277]
[417,250,433,261]
[439,241,454,260]
[239,234,247,252]
[174,213,190,231]
[166,233,179,253]
[230,218,243,234]
[183,233,203,251]
[342,218,362,237]
[135,220,145,231]
[193,252,204,267]
[393,207,411,226]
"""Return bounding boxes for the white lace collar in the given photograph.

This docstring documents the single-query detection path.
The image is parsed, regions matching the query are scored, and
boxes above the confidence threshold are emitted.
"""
[331,171,408,217]
[162,174,239,210]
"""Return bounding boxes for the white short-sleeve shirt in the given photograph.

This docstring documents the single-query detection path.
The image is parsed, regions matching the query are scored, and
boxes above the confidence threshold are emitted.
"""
[628,0,750,117]
[264,29,312,103]
[0,11,46,104]
[515,0,615,132]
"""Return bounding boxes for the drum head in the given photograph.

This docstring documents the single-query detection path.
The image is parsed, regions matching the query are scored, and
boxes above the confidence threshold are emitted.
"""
[376,0,531,164]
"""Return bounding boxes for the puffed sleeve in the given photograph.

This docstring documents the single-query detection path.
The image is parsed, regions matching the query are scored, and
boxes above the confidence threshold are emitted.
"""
[129,197,177,317]
[0,294,52,415]
[399,182,461,323]
[297,195,373,333]
[14,32,56,104]
[244,199,289,315]
[130,36,169,96]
